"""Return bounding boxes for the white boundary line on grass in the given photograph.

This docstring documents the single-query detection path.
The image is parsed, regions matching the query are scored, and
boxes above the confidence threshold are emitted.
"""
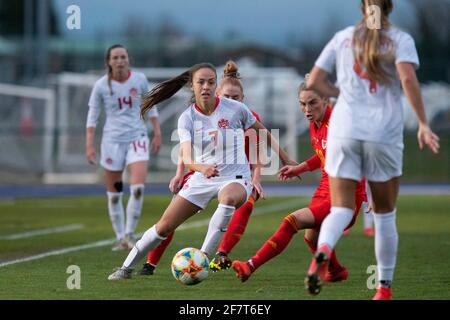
[0,224,84,240]
[0,199,305,269]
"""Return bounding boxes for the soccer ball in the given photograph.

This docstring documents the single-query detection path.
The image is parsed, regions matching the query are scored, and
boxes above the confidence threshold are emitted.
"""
[171,247,209,285]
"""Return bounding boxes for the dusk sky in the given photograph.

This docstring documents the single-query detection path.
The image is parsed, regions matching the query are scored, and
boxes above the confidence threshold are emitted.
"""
[53,0,418,48]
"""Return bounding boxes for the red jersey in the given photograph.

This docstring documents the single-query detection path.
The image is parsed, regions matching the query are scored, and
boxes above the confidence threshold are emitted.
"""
[305,106,366,198]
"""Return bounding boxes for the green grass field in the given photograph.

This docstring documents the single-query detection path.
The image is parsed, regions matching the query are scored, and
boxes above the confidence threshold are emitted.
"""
[0,195,449,300]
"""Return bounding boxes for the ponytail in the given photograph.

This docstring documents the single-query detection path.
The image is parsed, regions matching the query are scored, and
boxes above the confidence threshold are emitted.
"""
[353,0,395,85]
[140,71,190,118]
[140,62,216,118]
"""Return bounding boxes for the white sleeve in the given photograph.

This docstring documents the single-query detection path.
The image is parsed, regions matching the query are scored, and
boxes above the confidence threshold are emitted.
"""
[86,82,102,128]
[395,33,420,69]
[177,112,193,143]
[315,34,337,73]
[146,106,159,118]
[240,103,257,129]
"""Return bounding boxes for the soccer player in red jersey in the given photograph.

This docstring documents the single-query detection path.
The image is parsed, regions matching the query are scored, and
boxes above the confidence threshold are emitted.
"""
[138,61,268,276]
[232,77,367,284]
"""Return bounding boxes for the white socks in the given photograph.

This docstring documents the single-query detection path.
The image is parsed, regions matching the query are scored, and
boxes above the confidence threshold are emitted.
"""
[123,225,166,269]
[107,192,125,240]
[201,204,235,257]
[125,184,145,235]
[374,210,398,284]
[317,206,354,250]
[363,202,374,229]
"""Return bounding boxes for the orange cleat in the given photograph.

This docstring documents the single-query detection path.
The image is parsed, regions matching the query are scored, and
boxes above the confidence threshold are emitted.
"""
[372,287,393,300]
[232,260,252,283]
[343,229,350,236]
[304,244,331,295]
[364,228,375,237]
[325,266,349,282]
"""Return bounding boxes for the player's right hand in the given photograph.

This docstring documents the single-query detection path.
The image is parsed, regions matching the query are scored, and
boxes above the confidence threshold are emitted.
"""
[201,164,219,178]
[169,175,183,194]
[86,146,97,165]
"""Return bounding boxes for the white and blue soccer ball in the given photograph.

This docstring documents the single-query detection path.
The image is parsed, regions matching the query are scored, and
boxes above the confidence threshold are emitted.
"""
[171,247,209,285]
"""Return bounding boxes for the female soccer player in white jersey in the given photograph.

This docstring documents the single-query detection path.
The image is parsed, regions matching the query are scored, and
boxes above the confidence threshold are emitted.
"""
[86,44,161,251]
[137,60,266,276]
[108,62,294,280]
[304,0,440,300]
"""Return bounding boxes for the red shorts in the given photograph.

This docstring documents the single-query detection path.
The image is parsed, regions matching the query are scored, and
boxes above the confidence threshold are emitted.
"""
[309,189,366,232]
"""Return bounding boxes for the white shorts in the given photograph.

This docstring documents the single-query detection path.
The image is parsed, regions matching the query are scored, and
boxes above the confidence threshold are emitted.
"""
[325,136,403,182]
[177,172,253,209]
[100,136,150,171]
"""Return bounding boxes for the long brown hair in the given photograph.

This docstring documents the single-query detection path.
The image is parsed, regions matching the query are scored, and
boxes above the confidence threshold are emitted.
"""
[105,44,128,96]
[353,0,395,85]
[217,60,244,94]
[140,63,217,118]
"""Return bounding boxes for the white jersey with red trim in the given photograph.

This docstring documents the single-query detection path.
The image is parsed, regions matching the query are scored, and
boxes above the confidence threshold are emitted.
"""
[86,71,158,143]
[315,26,419,144]
[178,97,257,179]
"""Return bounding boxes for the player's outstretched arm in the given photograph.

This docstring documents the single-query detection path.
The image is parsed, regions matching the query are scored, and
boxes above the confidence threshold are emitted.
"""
[250,121,296,166]
[396,62,440,154]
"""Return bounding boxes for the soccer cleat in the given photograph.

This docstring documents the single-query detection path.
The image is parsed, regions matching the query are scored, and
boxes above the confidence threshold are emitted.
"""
[231,260,252,282]
[111,238,129,251]
[342,229,350,236]
[304,245,331,295]
[209,252,232,272]
[108,267,133,280]
[325,266,349,282]
[372,287,393,300]
[138,262,155,276]
[364,228,375,237]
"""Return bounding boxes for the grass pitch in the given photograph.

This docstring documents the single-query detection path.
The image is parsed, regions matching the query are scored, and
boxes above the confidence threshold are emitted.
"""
[0,195,449,300]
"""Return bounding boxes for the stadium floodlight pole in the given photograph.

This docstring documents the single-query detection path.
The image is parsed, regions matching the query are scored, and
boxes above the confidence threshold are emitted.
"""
[37,0,49,87]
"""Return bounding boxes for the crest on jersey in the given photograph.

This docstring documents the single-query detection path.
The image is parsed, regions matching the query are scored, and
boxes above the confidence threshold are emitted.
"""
[322,139,327,150]
[129,87,138,97]
[218,119,230,129]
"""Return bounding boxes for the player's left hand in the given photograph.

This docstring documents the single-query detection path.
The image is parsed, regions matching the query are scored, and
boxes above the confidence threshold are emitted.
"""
[417,124,440,154]
[278,165,303,181]
[151,134,162,154]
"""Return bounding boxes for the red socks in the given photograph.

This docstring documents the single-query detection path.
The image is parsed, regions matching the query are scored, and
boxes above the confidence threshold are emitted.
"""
[304,236,344,272]
[218,196,255,254]
[249,214,299,271]
[147,231,174,266]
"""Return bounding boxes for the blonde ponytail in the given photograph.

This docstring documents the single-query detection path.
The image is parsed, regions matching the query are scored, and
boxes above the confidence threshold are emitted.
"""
[353,0,395,85]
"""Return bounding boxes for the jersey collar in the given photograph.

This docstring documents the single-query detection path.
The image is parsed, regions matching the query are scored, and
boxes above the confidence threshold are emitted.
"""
[112,70,132,83]
[194,96,220,115]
